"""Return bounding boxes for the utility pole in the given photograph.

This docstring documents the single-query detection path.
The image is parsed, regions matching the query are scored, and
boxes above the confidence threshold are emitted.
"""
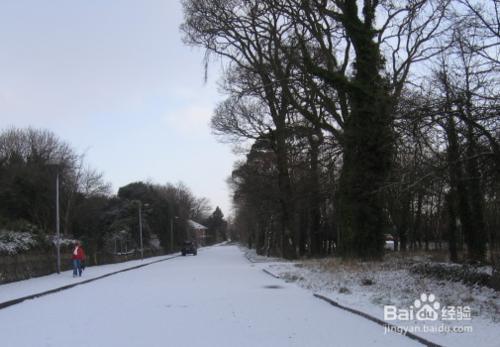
[138,203,144,260]
[55,170,61,274]
[170,215,178,253]
[170,217,174,253]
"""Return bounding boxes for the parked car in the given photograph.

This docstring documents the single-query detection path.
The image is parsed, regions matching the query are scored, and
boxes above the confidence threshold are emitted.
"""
[181,241,197,256]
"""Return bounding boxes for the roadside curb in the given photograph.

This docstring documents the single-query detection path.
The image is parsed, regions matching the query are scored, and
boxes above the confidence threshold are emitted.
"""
[243,249,257,263]
[262,268,280,279]
[0,254,181,311]
[313,294,444,347]
[261,265,444,347]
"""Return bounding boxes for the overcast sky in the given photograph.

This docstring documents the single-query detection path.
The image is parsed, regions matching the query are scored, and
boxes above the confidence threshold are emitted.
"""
[0,0,237,216]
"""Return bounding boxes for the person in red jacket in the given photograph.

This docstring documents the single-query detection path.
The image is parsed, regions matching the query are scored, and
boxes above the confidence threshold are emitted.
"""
[71,241,86,277]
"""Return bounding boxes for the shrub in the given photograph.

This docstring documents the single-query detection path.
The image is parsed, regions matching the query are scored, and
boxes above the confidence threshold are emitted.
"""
[410,263,491,287]
[0,230,38,255]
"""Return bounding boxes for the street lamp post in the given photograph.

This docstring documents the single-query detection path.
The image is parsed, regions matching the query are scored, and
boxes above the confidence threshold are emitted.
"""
[170,217,173,253]
[48,161,62,274]
[138,202,149,261]
[55,170,61,274]
[170,216,178,253]
[138,203,144,260]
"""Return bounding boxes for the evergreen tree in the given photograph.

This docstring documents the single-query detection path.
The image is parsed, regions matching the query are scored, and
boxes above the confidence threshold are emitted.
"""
[206,207,227,244]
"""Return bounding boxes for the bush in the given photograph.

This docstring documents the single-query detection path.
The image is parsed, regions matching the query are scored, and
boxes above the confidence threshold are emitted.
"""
[0,220,55,255]
[0,230,38,255]
[410,263,491,287]
[361,278,375,286]
[339,286,351,294]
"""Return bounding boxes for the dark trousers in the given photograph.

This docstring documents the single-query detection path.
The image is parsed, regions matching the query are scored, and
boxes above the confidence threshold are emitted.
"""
[72,259,82,276]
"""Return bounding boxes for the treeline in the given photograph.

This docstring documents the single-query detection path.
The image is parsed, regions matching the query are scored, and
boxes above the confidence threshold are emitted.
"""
[181,0,500,262]
[0,127,226,262]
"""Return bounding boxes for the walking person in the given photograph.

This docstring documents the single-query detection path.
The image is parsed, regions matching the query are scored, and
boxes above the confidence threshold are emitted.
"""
[72,241,86,277]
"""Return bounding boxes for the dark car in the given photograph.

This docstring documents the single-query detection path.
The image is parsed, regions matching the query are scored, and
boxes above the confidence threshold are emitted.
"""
[181,241,197,256]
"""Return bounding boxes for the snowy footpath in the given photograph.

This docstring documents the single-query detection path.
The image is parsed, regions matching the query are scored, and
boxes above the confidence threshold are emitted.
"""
[0,244,419,347]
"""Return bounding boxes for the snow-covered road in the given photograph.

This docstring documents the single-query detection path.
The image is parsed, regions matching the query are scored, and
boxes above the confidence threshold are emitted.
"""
[0,245,419,347]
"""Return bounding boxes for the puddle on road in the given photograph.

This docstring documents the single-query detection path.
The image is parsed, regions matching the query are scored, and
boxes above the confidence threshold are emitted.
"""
[263,285,284,289]
[165,304,189,308]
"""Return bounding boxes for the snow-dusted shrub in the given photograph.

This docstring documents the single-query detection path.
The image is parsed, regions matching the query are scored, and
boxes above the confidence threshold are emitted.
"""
[410,263,492,287]
[49,236,77,247]
[339,286,351,294]
[360,277,375,286]
[281,272,304,283]
[0,230,39,255]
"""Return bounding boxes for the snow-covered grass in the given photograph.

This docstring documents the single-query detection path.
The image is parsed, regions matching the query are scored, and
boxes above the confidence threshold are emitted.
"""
[246,248,500,347]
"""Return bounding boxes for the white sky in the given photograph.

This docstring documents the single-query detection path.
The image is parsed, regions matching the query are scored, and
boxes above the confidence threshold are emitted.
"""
[0,0,236,216]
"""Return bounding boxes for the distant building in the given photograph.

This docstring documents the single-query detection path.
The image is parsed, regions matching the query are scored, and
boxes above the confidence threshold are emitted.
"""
[187,220,208,246]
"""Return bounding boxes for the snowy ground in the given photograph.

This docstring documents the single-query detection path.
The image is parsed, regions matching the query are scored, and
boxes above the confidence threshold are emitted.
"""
[246,248,500,347]
[0,244,421,347]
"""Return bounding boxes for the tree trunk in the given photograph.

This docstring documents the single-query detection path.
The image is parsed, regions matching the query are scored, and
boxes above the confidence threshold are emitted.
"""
[308,132,322,256]
[413,191,423,250]
[446,192,459,262]
[272,121,297,259]
[337,6,393,258]
[446,113,463,262]
[465,124,486,262]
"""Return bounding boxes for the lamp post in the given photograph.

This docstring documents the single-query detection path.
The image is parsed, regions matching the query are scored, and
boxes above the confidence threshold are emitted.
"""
[170,216,178,253]
[48,161,62,274]
[55,169,61,273]
[138,202,149,260]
